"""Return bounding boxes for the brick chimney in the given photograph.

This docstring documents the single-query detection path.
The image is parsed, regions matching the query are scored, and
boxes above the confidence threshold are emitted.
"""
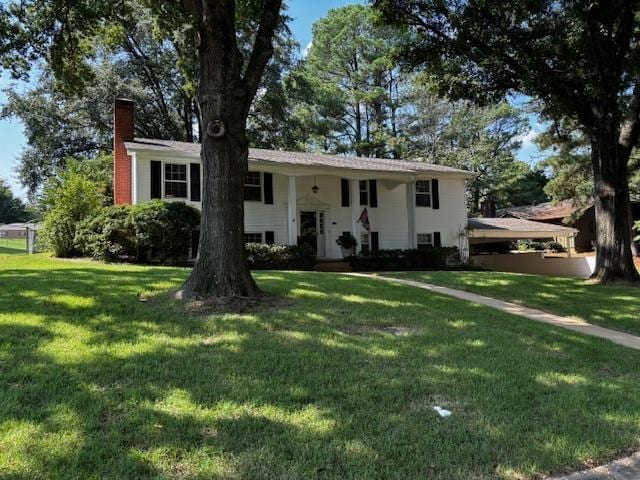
[113,98,134,205]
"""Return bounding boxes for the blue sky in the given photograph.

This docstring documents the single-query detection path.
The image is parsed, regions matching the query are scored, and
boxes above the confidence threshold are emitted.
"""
[0,0,541,199]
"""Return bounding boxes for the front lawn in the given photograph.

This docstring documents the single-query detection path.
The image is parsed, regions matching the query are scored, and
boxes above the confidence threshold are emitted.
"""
[382,270,640,336]
[0,237,27,255]
[1,255,640,479]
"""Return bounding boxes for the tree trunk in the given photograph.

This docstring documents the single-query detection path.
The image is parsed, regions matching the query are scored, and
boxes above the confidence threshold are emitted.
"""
[590,131,640,283]
[179,0,260,299]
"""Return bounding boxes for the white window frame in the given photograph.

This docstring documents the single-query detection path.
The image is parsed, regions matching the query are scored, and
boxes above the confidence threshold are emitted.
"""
[163,163,188,199]
[359,180,369,206]
[415,180,432,208]
[361,231,370,253]
[417,233,434,249]
[244,232,263,244]
[244,171,262,202]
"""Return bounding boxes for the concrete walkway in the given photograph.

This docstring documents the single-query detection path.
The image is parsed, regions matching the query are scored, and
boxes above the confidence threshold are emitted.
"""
[348,273,640,351]
[552,452,640,479]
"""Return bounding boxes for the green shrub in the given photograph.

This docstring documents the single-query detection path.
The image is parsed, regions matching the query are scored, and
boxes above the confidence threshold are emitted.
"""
[76,201,200,263]
[544,241,566,253]
[40,171,103,257]
[516,240,546,252]
[246,242,316,270]
[75,206,133,261]
[349,247,460,271]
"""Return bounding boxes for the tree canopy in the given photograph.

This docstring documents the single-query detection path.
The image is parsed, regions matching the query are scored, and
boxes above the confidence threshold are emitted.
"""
[0,179,30,224]
[375,0,640,282]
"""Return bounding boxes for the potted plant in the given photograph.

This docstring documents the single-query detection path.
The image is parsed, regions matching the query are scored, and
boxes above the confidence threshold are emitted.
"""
[336,233,357,258]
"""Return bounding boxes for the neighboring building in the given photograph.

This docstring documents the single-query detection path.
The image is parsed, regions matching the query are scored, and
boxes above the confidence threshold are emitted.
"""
[497,198,640,254]
[497,199,595,252]
[112,99,475,260]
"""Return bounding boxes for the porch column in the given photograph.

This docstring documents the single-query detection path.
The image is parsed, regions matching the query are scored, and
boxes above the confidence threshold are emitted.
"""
[406,181,416,248]
[287,176,297,245]
[567,234,574,258]
[350,179,360,250]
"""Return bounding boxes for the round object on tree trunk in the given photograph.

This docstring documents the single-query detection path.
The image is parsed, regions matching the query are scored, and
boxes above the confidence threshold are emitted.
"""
[207,120,226,138]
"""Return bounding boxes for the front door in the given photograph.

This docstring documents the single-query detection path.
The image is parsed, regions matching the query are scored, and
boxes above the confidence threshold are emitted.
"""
[300,211,317,254]
[299,210,326,258]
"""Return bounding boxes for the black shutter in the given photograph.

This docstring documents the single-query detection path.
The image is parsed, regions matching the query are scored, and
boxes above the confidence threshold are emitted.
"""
[265,231,275,245]
[341,179,350,207]
[190,163,201,202]
[434,232,442,247]
[431,179,440,210]
[369,179,378,208]
[371,232,379,251]
[151,160,162,199]
[263,172,273,204]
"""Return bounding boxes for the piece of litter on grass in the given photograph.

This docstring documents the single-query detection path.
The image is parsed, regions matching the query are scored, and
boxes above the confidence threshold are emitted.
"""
[433,406,452,418]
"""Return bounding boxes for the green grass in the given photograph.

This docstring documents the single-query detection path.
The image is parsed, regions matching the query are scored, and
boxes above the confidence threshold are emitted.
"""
[381,270,640,336]
[1,255,640,479]
[0,237,27,255]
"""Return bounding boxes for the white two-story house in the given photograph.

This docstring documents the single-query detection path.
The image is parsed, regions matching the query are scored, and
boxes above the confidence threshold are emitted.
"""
[113,98,474,259]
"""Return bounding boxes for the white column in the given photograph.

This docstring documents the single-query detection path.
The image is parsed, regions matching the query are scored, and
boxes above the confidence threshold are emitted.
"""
[287,176,297,245]
[350,179,360,251]
[406,181,416,248]
[130,152,137,204]
[566,234,574,258]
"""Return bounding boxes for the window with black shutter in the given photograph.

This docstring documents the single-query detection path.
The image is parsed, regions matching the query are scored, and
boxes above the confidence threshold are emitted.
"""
[190,163,200,202]
[369,180,378,208]
[415,180,431,207]
[151,161,162,199]
[359,180,369,206]
[265,231,275,244]
[244,172,262,201]
[371,232,379,251]
[164,164,187,198]
[341,179,350,207]
[263,173,273,204]
[431,179,440,210]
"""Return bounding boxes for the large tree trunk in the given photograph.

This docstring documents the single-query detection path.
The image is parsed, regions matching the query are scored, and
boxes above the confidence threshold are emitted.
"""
[590,130,640,283]
[180,0,263,299]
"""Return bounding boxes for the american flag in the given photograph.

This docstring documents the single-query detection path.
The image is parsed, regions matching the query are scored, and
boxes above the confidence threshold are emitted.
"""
[358,208,370,231]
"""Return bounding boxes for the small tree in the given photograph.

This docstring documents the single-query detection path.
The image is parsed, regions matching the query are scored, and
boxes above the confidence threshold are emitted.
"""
[40,169,103,257]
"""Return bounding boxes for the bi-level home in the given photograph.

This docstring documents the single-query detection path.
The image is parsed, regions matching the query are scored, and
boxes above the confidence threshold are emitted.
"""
[113,98,474,260]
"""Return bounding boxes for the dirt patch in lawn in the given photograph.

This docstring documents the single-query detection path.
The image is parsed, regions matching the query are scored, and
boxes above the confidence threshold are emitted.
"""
[182,292,293,315]
[338,324,419,336]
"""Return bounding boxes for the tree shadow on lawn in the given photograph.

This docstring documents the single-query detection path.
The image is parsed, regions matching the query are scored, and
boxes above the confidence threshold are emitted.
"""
[1,266,640,478]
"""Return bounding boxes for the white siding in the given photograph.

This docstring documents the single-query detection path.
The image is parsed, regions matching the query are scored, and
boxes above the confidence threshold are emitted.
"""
[131,152,469,259]
[414,178,468,251]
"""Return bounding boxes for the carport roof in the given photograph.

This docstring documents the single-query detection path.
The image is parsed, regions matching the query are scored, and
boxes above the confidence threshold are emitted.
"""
[468,217,578,239]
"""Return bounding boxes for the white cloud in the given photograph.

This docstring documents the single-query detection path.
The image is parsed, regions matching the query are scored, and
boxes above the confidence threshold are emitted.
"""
[517,129,539,148]
[303,40,313,57]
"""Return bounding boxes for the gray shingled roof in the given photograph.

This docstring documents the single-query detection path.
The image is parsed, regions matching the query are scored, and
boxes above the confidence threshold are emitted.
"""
[125,138,475,176]
[468,217,577,232]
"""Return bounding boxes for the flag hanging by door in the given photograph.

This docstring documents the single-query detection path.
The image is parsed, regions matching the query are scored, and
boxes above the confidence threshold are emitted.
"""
[358,208,370,231]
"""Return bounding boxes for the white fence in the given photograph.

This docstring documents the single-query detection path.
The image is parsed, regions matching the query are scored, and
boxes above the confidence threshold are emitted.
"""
[471,252,596,278]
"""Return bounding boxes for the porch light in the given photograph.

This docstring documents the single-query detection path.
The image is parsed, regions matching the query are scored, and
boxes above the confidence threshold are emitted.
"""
[312,176,319,194]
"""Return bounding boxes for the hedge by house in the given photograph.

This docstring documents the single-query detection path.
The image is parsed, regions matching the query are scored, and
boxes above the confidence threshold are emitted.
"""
[75,200,200,263]
[349,247,461,271]
[246,243,316,270]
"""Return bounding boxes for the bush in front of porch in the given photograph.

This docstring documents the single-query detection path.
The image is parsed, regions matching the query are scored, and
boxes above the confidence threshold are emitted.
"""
[349,247,468,271]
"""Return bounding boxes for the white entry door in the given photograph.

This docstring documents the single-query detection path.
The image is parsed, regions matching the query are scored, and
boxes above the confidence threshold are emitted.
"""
[299,210,326,258]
